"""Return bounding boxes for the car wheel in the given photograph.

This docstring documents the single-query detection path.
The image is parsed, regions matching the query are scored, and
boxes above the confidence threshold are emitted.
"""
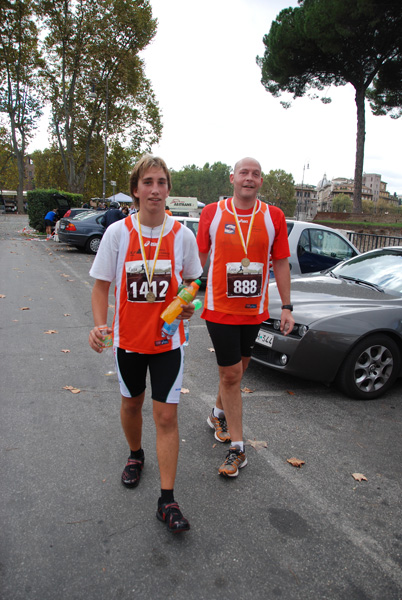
[85,236,102,254]
[336,334,401,400]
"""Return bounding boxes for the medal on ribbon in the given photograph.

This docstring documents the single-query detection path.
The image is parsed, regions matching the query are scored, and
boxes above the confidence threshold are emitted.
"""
[231,198,258,267]
[137,214,167,302]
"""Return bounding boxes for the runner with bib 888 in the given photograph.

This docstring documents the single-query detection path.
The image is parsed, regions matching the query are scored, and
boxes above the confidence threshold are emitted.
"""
[197,157,295,477]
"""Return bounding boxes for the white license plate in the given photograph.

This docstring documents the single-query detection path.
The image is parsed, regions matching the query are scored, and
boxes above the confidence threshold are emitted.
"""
[257,329,274,348]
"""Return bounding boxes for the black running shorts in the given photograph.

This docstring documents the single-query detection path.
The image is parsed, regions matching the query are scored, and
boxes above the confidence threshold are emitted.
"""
[115,346,184,403]
[206,321,261,367]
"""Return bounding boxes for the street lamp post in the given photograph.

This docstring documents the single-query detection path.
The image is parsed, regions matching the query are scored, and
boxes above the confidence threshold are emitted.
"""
[102,77,109,203]
[111,180,116,202]
[89,75,109,204]
[300,162,309,220]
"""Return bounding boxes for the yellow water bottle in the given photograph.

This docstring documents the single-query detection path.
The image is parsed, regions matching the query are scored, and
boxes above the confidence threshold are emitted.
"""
[160,279,201,325]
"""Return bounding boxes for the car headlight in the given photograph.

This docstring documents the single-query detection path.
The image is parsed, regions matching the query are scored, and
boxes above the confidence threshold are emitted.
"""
[270,319,309,338]
[298,325,308,337]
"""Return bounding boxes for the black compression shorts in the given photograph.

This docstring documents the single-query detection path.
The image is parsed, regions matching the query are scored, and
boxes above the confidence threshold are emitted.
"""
[115,346,184,403]
[206,321,261,367]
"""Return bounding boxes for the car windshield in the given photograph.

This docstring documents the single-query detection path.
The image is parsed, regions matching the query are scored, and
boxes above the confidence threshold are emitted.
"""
[332,248,402,294]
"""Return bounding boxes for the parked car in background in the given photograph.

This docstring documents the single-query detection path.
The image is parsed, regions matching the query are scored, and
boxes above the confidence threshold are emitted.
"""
[252,246,402,400]
[270,220,359,280]
[173,216,209,283]
[63,207,92,219]
[54,208,92,241]
[58,210,106,254]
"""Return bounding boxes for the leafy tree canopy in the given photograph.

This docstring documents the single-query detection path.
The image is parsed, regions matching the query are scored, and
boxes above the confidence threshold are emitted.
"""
[38,0,162,194]
[257,0,402,212]
[332,193,353,212]
[170,162,233,205]
[0,0,44,211]
[260,168,295,216]
[0,127,19,189]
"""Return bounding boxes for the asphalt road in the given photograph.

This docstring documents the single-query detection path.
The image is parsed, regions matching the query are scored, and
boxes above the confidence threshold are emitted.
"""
[1,214,401,600]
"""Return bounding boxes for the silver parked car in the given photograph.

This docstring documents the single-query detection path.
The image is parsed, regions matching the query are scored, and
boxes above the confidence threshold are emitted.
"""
[252,247,402,400]
[173,216,209,283]
[270,220,359,279]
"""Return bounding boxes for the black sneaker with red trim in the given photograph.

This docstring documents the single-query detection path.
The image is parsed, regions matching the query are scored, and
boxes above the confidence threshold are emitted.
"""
[156,501,190,533]
[121,450,144,488]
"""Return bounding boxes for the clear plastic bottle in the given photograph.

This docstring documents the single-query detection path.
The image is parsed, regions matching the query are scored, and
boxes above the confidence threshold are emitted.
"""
[183,319,190,346]
[183,298,203,346]
[160,279,201,325]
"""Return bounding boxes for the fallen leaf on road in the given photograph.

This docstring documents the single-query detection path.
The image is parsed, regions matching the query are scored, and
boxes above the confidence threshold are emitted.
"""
[63,385,80,394]
[287,457,305,468]
[0,294,6,298]
[246,439,268,451]
[286,390,295,395]
[241,386,254,393]
[352,473,367,482]
[181,387,190,394]
[63,314,71,317]
[44,330,58,334]
[61,349,70,353]
[20,307,30,310]
[208,347,215,352]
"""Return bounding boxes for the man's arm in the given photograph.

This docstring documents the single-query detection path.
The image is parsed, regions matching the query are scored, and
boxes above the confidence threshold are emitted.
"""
[199,252,209,268]
[89,279,112,352]
[271,257,295,335]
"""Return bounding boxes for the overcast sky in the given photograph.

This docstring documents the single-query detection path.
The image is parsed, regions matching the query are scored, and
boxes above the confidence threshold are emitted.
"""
[29,0,402,195]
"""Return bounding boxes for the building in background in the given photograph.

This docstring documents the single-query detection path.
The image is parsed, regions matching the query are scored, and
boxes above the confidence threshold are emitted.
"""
[294,183,318,220]
[316,174,392,213]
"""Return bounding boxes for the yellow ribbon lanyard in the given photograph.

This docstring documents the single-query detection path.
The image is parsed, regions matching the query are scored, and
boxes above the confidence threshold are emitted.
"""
[231,198,258,267]
[137,214,167,302]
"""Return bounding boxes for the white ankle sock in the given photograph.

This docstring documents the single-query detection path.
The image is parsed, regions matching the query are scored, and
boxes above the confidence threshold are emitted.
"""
[231,441,244,452]
[213,407,225,419]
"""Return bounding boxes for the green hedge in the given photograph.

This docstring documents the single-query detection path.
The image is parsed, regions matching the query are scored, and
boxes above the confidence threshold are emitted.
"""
[27,189,83,232]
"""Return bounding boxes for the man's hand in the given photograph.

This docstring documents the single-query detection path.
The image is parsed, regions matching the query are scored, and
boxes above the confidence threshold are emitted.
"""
[89,325,112,353]
[280,309,295,335]
[179,302,195,319]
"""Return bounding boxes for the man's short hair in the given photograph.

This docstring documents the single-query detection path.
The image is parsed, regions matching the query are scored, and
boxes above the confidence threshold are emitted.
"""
[129,155,172,209]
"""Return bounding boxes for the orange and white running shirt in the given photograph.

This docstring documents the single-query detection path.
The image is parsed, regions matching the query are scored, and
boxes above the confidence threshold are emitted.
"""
[197,198,290,325]
[90,215,202,354]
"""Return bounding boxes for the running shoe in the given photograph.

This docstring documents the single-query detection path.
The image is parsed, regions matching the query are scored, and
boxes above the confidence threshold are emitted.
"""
[156,501,190,533]
[121,450,144,487]
[207,409,231,443]
[218,446,247,477]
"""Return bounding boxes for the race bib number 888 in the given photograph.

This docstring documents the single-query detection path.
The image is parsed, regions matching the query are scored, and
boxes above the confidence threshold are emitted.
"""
[226,262,263,298]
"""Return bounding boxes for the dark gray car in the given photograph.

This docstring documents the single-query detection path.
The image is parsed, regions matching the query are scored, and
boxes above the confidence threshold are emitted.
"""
[252,247,402,400]
[58,210,106,254]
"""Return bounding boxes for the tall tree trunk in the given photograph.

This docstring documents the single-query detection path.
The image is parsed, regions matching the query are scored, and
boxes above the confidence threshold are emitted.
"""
[353,86,366,213]
[16,149,25,214]
[10,118,26,214]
